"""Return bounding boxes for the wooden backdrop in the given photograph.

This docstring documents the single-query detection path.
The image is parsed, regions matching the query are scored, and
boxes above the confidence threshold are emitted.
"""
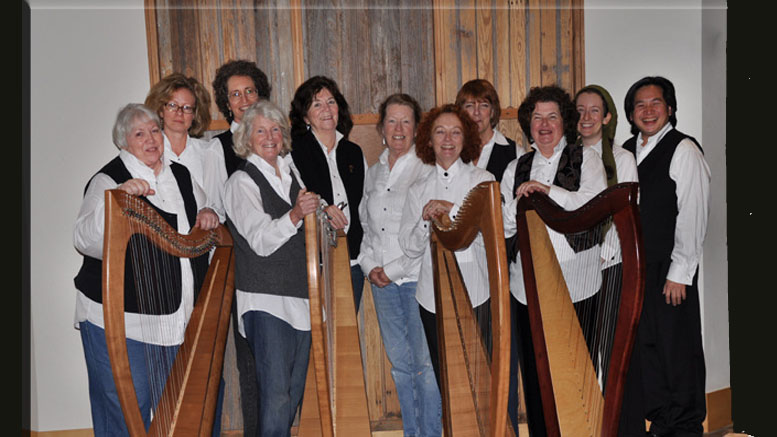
[144,0,584,433]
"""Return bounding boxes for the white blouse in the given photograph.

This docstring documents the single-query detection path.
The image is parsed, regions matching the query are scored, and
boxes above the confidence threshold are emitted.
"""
[501,138,607,304]
[73,150,207,346]
[399,159,495,313]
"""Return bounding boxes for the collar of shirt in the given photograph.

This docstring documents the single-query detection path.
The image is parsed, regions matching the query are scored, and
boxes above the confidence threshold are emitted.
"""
[312,129,344,158]
[476,129,508,169]
[119,149,166,187]
[635,122,673,164]
[162,132,193,163]
[530,136,567,161]
[436,157,463,182]
[230,120,240,133]
[588,139,603,157]
[379,145,417,173]
[247,153,292,181]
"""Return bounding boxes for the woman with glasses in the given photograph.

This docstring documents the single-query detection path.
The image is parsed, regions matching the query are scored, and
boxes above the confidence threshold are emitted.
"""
[210,59,271,437]
[289,76,368,310]
[211,60,272,179]
[144,73,223,223]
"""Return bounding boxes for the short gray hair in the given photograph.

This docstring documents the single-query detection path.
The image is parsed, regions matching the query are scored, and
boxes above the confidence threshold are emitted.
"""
[233,100,291,159]
[112,103,161,150]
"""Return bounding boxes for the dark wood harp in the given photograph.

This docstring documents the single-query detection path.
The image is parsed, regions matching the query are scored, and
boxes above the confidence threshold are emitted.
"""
[298,209,371,436]
[102,189,235,436]
[514,181,645,437]
[430,181,513,436]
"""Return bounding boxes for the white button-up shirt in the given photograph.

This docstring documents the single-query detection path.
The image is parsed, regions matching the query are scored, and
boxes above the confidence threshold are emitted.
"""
[223,153,311,335]
[399,159,495,313]
[73,149,206,346]
[359,146,432,284]
[164,133,228,220]
[501,138,607,304]
[587,140,640,269]
[633,122,711,285]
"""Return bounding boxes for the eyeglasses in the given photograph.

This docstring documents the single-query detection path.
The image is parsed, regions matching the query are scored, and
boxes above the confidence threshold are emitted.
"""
[229,87,258,101]
[164,102,195,114]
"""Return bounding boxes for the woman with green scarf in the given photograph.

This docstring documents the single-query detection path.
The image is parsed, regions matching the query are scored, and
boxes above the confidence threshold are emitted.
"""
[575,85,643,436]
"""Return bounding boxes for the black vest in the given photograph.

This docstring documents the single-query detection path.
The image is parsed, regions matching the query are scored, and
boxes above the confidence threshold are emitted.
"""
[226,162,309,298]
[485,137,518,184]
[290,130,364,260]
[215,130,247,177]
[507,142,600,260]
[73,157,209,315]
[623,128,702,263]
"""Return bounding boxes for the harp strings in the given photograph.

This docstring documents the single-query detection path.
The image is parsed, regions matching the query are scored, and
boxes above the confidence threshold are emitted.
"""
[123,193,196,435]
[559,212,621,432]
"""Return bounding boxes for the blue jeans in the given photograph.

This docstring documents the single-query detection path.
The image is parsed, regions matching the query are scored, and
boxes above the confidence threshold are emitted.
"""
[243,311,311,437]
[371,282,442,437]
[79,320,177,436]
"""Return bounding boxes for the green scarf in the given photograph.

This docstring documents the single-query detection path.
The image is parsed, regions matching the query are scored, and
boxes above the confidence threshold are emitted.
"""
[578,84,618,187]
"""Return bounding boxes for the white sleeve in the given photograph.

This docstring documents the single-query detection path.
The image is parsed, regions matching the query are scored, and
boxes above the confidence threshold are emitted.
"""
[547,147,607,210]
[398,182,430,260]
[73,173,118,259]
[500,159,519,238]
[667,139,711,285]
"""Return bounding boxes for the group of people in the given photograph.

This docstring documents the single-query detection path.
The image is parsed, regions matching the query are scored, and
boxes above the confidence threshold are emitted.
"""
[73,56,710,437]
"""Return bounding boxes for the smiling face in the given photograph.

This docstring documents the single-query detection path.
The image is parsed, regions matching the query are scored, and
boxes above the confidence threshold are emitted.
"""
[461,97,493,140]
[304,88,339,134]
[530,101,564,156]
[381,103,416,157]
[576,91,611,146]
[227,75,260,124]
[161,87,196,135]
[126,116,164,172]
[249,115,284,165]
[431,112,464,169]
[631,84,672,139]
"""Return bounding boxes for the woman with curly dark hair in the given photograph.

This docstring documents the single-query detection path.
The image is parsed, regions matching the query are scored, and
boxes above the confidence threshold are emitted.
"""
[288,75,367,310]
[501,85,607,435]
[209,59,270,437]
[398,104,495,393]
[210,59,271,178]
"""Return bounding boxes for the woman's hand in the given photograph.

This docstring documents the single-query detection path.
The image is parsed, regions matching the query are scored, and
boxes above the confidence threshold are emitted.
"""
[368,267,392,288]
[515,180,550,198]
[324,204,348,230]
[194,207,219,230]
[422,199,454,221]
[117,178,155,196]
[290,189,320,225]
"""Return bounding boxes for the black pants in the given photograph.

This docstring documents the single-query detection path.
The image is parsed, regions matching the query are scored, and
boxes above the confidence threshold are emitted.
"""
[621,261,706,437]
[507,297,547,436]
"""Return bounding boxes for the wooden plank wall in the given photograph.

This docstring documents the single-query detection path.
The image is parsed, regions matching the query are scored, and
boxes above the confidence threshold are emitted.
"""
[144,1,584,433]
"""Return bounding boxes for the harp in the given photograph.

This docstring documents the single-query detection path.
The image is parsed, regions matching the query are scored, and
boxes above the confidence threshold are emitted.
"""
[430,181,513,436]
[102,189,235,436]
[297,209,371,436]
[514,181,645,436]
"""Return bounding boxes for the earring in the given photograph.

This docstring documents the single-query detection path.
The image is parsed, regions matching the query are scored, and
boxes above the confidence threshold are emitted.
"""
[382,137,386,146]
[228,109,233,119]
[306,124,311,130]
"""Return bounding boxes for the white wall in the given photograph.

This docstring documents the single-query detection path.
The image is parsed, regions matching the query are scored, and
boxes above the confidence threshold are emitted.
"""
[585,0,729,392]
[27,0,728,431]
[29,0,150,431]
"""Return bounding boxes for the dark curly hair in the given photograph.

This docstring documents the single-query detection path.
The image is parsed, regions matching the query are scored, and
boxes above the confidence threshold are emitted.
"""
[289,76,353,139]
[211,60,271,124]
[144,72,212,138]
[517,85,579,146]
[623,75,677,136]
[415,104,480,165]
[455,78,502,129]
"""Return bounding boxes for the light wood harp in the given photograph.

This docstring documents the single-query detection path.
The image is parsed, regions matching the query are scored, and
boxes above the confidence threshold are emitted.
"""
[102,189,235,436]
[430,181,513,436]
[515,181,645,436]
[298,209,371,435]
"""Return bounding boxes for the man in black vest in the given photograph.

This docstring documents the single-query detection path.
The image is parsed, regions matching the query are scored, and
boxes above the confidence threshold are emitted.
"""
[622,76,711,437]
